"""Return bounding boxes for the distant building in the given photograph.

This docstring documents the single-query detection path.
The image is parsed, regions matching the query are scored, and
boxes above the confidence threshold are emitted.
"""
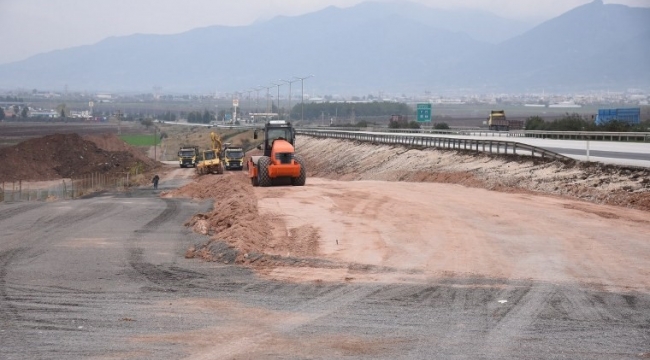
[30,110,58,118]
[70,110,91,119]
[549,101,582,108]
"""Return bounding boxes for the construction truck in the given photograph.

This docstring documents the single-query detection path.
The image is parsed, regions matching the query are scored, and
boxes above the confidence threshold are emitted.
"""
[178,145,199,168]
[223,145,245,171]
[195,149,224,175]
[487,110,523,131]
[247,120,306,187]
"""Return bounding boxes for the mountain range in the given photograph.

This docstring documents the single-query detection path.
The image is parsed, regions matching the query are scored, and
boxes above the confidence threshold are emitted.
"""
[0,0,648,94]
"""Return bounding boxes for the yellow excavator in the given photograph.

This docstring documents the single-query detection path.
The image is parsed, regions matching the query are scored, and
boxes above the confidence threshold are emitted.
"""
[196,131,225,175]
[211,131,222,151]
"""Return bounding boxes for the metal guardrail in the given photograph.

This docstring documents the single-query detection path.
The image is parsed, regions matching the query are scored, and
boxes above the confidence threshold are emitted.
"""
[297,129,574,162]
[517,130,650,142]
[164,122,649,142]
[304,126,650,142]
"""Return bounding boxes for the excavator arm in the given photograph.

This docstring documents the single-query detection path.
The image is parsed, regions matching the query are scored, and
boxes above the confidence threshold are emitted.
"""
[210,131,223,154]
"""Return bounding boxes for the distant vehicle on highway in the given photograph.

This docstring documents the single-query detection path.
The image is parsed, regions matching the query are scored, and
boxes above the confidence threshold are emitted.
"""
[487,110,523,131]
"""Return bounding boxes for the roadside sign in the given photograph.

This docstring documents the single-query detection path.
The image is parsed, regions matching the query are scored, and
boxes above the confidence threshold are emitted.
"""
[417,103,432,122]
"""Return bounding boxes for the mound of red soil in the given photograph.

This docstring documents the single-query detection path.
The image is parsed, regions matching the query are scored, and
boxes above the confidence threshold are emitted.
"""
[167,174,272,262]
[0,133,159,182]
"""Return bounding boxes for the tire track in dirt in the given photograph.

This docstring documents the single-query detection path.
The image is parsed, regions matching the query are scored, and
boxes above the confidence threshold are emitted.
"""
[39,202,120,232]
[2,283,103,331]
[127,198,207,290]
[0,200,122,332]
[0,248,24,325]
[184,284,390,360]
[482,282,554,355]
[0,203,45,222]
[335,278,650,358]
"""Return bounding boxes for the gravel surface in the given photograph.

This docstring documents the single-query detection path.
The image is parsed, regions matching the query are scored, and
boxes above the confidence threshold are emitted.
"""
[1,133,650,359]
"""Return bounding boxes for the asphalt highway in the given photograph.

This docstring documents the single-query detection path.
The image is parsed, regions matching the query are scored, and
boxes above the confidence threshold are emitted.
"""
[384,131,650,168]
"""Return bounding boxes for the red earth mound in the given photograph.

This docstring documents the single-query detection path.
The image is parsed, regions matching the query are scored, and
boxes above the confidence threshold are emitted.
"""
[0,133,160,182]
[167,174,272,260]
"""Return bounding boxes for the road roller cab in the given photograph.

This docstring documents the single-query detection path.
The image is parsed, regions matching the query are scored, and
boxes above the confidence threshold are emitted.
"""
[247,120,306,187]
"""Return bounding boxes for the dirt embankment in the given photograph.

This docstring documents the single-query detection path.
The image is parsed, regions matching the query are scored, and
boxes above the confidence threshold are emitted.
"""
[170,173,323,264]
[166,174,295,264]
[166,136,650,280]
[297,137,650,211]
[0,133,160,182]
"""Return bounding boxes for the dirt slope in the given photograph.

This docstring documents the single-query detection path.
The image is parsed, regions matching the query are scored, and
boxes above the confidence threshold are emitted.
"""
[167,137,649,293]
[297,137,650,211]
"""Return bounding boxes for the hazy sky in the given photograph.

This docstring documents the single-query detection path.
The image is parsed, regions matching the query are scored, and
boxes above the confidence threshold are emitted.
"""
[1,0,648,65]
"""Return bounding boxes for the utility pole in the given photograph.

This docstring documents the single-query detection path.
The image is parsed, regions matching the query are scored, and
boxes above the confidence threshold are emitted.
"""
[247,89,253,123]
[294,75,314,122]
[264,86,272,121]
[116,110,122,135]
[272,82,283,119]
[153,126,157,161]
[254,86,263,123]
[280,79,299,121]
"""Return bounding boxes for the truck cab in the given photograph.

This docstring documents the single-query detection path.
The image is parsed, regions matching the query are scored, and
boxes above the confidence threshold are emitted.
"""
[223,146,245,170]
[178,146,199,168]
[258,120,296,157]
[488,110,508,131]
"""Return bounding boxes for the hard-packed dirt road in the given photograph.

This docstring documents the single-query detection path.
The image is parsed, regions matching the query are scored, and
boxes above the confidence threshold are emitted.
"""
[173,170,650,359]
[256,178,650,294]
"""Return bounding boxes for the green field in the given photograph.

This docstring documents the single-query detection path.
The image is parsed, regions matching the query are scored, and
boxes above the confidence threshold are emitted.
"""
[120,134,158,146]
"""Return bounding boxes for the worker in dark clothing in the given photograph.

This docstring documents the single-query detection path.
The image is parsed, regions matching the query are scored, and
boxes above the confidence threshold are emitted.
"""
[152,174,160,189]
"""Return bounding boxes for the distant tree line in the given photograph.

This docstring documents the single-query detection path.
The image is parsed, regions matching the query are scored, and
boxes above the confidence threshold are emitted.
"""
[292,101,411,121]
[331,120,375,128]
[1,96,23,102]
[332,116,448,130]
[525,113,650,132]
[217,107,241,122]
[0,105,29,119]
[160,111,177,122]
[388,115,421,129]
[139,118,154,129]
[187,110,215,124]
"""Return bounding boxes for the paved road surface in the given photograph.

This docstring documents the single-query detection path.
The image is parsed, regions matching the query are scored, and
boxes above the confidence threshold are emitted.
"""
[384,131,650,168]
